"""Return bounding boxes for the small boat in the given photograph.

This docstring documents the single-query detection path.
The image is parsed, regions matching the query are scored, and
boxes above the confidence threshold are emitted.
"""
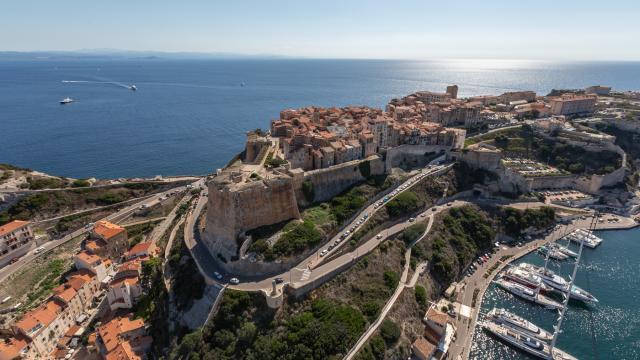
[495,278,563,310]
[518,263,598,303]
[129,85,137,91]
[538,245,568,261]
[486,308,553,341]
[481,321,576,360]
[60,97,74,104]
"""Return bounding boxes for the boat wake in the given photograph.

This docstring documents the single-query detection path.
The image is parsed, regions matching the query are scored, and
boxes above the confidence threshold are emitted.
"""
[61,79,131,90]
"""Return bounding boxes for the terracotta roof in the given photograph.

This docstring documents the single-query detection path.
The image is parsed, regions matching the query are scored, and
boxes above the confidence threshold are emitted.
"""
[0,220,29,237]
[54,286,77,303]
[425,306,449,327]
[125,242,152,257]
[98,316,145,353]
[412,336,436,359]
[15,300,63,334]
[76,251,102,265]
[85,239,104,253]
[93,221,125,240]
[0,336,28,360]
[105,341,140,360]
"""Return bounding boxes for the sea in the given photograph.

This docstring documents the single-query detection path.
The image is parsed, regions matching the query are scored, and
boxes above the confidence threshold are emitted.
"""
[1,58,640,179]
[469,227,640,360]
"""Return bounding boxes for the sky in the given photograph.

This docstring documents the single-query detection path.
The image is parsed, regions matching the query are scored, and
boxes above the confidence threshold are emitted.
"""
[1,0,639,61]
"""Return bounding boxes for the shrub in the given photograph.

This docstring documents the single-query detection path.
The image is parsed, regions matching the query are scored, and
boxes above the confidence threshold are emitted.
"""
[386,191,419,217]
[272,220,322,256]
[401,222,426,245]
[358,160,371,178]
[379,319,401,345]
[383,271,399,289]
[72,179,91,187]
[415,285,427,306]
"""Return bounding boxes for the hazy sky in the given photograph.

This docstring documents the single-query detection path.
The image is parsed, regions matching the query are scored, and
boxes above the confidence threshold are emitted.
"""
[2,0,639,60]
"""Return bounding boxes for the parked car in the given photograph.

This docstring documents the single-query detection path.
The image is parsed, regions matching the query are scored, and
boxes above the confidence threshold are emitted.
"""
[376,234,383,239]
[409,217,416,222]
[213,272,223,280]
[230,277,240,285]
[320,250,328,257]
[35,246,45,254]
[275,277,285,284]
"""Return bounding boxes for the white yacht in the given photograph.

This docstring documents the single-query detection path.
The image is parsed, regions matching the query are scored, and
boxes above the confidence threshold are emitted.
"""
[481,321,577,360]
[129,85,137,91]
[518,263,598,303]
[566,229,602,248]
[538,245,569,261]
[550,243,578,258]
[486,308,553,341]
[60,97,74,104]
[503,267,551,292]
[495,278,563,310]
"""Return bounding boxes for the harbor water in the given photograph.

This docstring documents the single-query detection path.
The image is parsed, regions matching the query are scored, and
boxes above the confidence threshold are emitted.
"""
[469,227,640,360]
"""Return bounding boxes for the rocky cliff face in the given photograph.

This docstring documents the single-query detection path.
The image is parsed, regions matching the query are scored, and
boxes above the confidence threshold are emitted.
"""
[203,175,300,261]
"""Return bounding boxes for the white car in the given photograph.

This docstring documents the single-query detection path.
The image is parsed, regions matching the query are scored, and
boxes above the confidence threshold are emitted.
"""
[320,250,328,257]
[230,277,240,285]
[376,234,383,239]
[35,246,46,254]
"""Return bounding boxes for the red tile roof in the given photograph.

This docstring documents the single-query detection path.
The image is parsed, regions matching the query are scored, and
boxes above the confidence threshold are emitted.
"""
[0,220,29,236]
[94,221,125,240]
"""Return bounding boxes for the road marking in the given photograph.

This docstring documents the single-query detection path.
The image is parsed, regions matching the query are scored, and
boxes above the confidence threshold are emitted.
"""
[300,269,311,281]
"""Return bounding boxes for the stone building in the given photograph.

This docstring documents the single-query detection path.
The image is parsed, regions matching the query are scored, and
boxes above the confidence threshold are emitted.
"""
[0,220,34,267]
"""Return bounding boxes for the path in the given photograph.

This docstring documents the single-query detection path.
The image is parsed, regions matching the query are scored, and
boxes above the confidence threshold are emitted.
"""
[344,215,435,360]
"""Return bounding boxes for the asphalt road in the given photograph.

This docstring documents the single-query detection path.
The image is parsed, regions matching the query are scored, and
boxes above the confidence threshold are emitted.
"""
[0,179,202,284]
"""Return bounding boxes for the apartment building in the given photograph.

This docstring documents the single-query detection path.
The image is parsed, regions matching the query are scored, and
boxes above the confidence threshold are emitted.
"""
[550,94,597,116]
[0,220,34,267]
[88,221,128,259]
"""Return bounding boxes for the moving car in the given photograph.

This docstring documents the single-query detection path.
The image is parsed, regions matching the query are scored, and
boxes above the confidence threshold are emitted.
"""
[275,277,285,284]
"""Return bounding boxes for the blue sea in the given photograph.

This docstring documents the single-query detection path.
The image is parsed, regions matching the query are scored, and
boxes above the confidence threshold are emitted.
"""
[1,59,640,179]
[470,228,640,360]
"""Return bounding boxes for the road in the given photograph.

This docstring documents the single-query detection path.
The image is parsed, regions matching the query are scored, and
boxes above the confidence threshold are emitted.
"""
[447,214,636,360]
[0,179,202,284]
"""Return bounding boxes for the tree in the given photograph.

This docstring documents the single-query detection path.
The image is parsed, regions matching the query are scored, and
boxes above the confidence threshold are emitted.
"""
[379,319,401,345]
[414,285,427,307]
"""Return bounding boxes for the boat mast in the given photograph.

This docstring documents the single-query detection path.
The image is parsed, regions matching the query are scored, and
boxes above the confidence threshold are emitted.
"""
[549,211,597,355]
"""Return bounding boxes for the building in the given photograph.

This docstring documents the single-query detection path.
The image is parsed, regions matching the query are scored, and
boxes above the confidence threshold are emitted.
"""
[0,220,34,267]
[94,314,151,360]
[412,336,437,360]
[74,251,111,282]
[89,221,128,259]
[498,91,536,104]
[412,305,456,360]
[549,94,597,116]
[106,260,142,311]
[123,242,157,261]
[585,85,611,96]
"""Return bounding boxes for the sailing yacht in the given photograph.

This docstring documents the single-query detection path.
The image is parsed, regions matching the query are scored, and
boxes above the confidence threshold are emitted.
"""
[481,321,577,359]
[503,267,551,292]
[538,245,569,261]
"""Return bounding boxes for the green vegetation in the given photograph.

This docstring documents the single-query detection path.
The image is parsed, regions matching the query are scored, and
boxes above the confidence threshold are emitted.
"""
[414,285,427,307]
[71,179,91,187]
[249,172,262,180]
[264,152,288,168]
[302,179,315,202]
[25,259,65,309]
[0,163,30,171]
[171,292,367,360]
[379,319,401,345]
[464,126,522,147]
[330,186,369,223]
[355,335,386,360]
[20,176,68,190]
[272,220,323,257]
[502,206,556,237]
[386,191,419,217]
[401,222,426,245]
[413,206,495,283]
[55,213,89,234]
[125,220,161,246]
[383,271,400,289]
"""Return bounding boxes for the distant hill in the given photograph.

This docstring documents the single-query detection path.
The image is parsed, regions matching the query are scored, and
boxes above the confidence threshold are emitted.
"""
[0,49,291,61]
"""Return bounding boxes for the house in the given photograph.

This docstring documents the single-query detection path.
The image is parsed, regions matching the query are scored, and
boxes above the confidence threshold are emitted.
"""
[0,220,35,267]
[74,251,111,281]
[124,242,156,261]
[413,305,456,360]
[90,221,128,259]
[106,260,143,311]
[95,315,151,359]
[412,336,437,360]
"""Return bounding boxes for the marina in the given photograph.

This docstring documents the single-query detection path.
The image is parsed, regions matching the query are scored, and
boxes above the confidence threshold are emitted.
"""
[470,226,640,359]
